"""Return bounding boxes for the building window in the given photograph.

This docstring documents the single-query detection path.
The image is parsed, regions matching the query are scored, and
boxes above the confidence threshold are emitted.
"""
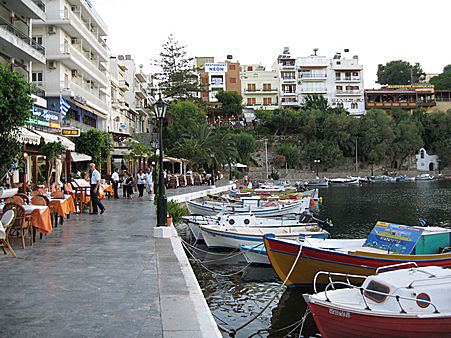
[336,85,343,91]
[335,72,341,79]
[230,77,236,84]
[263,98,272,105]
[420,149,425,159]
[32,36,43,45]
[229,64,236,70]
[32,72,43,82]
[201,77,208,83]
[351,102,358,109]
[263,84,272,91]
[337,103,344,108]
[247,66,253,71]
[82,115,96,128]
[247,83,256,91]
[247,98,256,105]
[352,72,359,77]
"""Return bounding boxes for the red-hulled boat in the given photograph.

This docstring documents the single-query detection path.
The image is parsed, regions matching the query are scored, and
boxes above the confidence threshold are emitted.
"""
[304,265,451,338]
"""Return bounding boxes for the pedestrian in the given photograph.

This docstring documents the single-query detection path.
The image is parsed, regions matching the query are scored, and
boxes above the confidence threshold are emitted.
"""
[122,171,128,198]
[136,169,145,199]
[89,163,105,215]
[125,171,134,199]
[145,167,153,200]
[111,168,119,199]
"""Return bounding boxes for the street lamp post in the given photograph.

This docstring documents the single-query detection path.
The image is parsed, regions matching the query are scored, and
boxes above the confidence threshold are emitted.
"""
[264,138,269,179]
[314,159,321,177]
[153,95,168,227]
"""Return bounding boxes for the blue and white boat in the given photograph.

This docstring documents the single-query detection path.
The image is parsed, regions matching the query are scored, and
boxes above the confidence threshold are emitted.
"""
[200,222,329,249]
[240,243,270,265]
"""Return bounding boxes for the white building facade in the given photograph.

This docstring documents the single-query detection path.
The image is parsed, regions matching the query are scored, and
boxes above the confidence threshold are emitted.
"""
[272,48,365,115]
[32,0,110,130]
[416,148,439,172]
[240,64,279,110]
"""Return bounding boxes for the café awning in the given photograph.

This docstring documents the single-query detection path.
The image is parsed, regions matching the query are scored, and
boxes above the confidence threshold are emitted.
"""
[17,127,41,145]
[32,130,75,151]
[70,152,92,162]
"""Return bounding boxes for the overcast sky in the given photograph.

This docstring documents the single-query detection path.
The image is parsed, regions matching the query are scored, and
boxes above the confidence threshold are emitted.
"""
[94,0,450,88]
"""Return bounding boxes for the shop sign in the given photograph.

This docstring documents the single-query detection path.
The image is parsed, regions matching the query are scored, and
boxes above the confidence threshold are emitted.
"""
[205,63,227,73]
[331,98,363,103]
[61,128,80,137]
[27,106,61,129]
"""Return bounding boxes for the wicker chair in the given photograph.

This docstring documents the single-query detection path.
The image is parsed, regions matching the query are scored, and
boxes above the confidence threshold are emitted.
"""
[7,195,25,205]
[15,193,30,204]
[3,202,33,249]
[0,210,16,257]
[31,195,47,206]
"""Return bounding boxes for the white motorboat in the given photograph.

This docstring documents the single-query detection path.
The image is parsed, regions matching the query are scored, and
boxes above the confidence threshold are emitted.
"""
[240,244,269,265]
[186,197,310,217]
[327,177,360,185]
[200,222,329,249]
[415,173,435,181]
[304,265,451,338]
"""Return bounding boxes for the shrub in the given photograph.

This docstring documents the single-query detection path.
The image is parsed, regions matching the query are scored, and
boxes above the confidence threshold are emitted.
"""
[167,200,190,224]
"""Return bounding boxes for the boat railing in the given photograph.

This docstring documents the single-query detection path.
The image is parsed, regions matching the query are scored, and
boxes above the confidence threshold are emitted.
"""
[188,214,219,223]
[313,271,367,293]
[322,281,440,314]
[407,273,451,288]
[375,262,418,274]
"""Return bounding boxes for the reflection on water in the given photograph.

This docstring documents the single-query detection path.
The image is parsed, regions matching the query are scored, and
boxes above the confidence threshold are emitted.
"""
[178,180,450,337]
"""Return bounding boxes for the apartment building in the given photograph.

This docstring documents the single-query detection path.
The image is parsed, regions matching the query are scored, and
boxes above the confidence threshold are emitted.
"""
[108,56,129,135]
[272,47,298,108]
[0,0,46,81]
[117,55,153,135]
[272,48,365,115]
[240,64,279,110]
[32,0,110,130]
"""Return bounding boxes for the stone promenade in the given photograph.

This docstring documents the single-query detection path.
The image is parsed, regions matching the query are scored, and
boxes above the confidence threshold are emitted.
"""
[0,184,224,337]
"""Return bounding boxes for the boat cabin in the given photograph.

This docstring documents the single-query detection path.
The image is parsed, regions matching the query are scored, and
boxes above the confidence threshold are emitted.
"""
[361,266,451,314]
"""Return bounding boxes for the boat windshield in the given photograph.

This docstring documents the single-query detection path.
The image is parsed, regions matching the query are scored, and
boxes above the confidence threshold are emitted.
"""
[364,280,390,303]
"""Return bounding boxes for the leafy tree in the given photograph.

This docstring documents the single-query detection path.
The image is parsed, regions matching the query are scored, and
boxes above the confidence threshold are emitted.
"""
[300,94,329,112]
[74,129,113,167]
[392,119,423,168]
[153,34,198,99]
[304,140,343,168]
[215,90,243,116]
[232,132,256,165]
[278,143,300,168]
[40,141,66,187]
[358,110,395,171]
[0,65,33,181]
[164,100,207,152]
[430,65,451,90]
[376,60,425,85]
[270,109,300,136]
[422,110,451,168]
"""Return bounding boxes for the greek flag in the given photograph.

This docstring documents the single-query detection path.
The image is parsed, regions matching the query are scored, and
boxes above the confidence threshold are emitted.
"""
[60,94,70,120]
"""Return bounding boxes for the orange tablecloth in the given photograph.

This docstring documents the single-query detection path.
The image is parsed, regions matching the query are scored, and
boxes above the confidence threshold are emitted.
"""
[49,196,76,217]
[30,208,52,234]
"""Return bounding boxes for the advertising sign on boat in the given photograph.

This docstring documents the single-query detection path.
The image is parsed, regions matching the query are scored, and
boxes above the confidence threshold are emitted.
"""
[363,221,423,254]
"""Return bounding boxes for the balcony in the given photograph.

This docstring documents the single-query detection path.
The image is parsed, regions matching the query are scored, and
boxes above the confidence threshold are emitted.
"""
[300,88,327,94]
[244,88,278,94]
[119,80,129,91]
[281,91,297,96]
[48,43,107,87]
[31,82,45,98]
[0,16,45,63]
[281,101,299,106]
[280,64,295,70]
[365,102,418,109]
[299,73,327,80]
[336,90,362,95]
[61,80,108,116]
[335,77,361,83]
[7,0,45,20]
[40,9,108,62]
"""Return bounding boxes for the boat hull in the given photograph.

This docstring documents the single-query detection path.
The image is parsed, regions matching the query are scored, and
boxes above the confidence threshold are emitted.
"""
[186,199,308,217]
[240,245,270,265]
[306,299,451,338]
[264,237,451,286]
[187,221,203,241]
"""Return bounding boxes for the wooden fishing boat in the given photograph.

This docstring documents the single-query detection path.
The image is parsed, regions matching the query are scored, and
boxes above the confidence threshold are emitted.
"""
[304,265,451,338]
[200,223,329,249]
[264,221,451,286]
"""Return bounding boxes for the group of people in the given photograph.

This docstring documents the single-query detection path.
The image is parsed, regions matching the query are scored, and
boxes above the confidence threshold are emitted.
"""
[110,167,153,200]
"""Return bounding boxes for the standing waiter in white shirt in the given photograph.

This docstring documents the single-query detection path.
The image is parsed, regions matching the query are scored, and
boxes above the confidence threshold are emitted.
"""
[111,168,120,199]
[89,163,105,214]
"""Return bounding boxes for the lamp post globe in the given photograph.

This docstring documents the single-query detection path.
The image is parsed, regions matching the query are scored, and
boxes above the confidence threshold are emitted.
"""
[314,159,321,177]
[153,95,169,227]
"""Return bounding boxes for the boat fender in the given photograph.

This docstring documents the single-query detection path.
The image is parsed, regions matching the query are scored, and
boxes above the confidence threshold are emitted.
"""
[309,199,315,207]
[263,233,276,239]
[319,197,323,204]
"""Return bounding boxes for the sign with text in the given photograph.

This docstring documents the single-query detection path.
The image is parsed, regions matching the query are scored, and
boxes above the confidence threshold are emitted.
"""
[27,106,61,129]
[363,221,423,254]
[205,63,227,73]
[61,128,80,137]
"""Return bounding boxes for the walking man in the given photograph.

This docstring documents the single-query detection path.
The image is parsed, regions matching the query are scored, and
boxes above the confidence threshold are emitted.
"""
[111,168,119,199]
[89,163,105,214]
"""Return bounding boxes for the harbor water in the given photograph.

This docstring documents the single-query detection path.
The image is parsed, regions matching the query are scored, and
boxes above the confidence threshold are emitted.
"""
[177,179,451,337]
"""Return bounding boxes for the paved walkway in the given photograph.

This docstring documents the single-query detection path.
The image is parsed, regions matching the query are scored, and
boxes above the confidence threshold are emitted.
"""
[0,187,222,337]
